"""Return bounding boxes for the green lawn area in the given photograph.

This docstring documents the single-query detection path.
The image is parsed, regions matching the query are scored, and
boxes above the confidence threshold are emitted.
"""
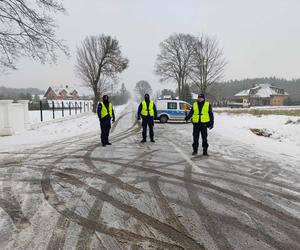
[215,109,300,116]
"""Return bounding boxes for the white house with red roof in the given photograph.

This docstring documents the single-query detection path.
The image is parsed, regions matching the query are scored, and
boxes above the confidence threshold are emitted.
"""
[44,85,80,100]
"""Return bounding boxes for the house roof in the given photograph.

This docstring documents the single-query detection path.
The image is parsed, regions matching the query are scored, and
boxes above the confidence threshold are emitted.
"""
[235,84,288,98]
[45,86,79,97]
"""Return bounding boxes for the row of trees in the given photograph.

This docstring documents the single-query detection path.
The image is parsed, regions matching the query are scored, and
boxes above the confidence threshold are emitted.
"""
[133,33,226,103]
[0,2,226,110]
[0,92,33,100]
[210,77,300,104]
[155,33,226,99]
[0,86,44,100]
[134,80,152,100]
[156,86,192,104]
[110,83,131,105]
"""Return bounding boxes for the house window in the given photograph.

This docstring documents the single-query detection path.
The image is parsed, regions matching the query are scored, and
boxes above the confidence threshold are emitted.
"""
[168,102,177,109]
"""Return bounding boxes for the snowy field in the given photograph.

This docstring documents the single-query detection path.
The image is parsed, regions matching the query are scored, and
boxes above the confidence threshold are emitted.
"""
[214,113,300,165]
[214,105,300,111]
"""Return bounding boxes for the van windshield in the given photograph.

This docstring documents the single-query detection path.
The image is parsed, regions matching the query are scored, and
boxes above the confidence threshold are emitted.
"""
[179,103,191,110]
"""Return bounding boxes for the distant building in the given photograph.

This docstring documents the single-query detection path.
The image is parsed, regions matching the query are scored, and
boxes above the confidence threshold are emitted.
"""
[44,85,80,100]
[234,84,289,106]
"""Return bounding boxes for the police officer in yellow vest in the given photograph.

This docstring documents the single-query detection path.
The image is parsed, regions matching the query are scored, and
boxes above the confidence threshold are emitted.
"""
[137,94,157,143]
[185,94,214,155]
[97,95,115,147]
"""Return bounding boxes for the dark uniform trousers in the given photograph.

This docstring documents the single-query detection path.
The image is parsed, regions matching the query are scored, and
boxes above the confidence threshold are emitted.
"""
[192,123,209,152]
[142,116,154,141]
[100,117,111,145]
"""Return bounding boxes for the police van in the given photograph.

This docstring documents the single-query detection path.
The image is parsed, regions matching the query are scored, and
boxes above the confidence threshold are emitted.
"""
[156,98,192,123]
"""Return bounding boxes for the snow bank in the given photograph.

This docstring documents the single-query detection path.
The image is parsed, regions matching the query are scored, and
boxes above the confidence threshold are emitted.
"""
[0,104,128,153]
[214,113,300,164]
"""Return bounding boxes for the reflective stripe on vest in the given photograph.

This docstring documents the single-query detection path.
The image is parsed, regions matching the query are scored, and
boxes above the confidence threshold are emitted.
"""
[141,100,154,117]
[192,101,210,123]
[100,101,113,119]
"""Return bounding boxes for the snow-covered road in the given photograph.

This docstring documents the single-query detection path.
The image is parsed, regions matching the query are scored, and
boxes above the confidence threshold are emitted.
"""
[1,103,300,249]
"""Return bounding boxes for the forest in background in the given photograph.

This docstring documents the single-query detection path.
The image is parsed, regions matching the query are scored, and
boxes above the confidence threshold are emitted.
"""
[207,77,300,104]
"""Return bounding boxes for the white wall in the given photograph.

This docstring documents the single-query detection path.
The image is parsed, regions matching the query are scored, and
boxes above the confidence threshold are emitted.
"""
[0,100,29,136]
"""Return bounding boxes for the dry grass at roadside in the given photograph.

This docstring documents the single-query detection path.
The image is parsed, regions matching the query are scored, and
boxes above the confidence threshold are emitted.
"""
[214,109,300,116]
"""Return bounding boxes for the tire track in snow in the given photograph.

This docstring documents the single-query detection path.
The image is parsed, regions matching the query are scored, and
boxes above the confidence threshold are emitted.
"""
[149,176,190,236]
[94,154,300,230]
[46,112,140,249]
[180,159,233,249]
[167,136,300,249]
[41,169,184,249]
[51,170,204,249]
[76,113,142,249]
[0,167,31,230]
[149,176,300,248]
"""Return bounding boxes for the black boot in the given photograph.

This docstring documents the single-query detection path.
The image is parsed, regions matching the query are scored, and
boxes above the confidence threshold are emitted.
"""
[140,139,146,143]
[150,139,155,143]
[203,149,208,156]
[192,151,198,156]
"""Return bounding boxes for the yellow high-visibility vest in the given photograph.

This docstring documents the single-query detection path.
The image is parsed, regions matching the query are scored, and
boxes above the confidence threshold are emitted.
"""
[192,101,210,123]
[141,100,154,117]
[100,101,113,119]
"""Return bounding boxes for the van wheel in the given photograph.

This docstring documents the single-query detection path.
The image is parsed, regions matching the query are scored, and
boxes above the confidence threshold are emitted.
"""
[160,115,168,123]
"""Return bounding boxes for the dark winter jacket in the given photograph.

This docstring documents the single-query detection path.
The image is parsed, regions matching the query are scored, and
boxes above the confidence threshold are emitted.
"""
[186,101,214,127]
[97,102,115,123]
[137,101,157,120]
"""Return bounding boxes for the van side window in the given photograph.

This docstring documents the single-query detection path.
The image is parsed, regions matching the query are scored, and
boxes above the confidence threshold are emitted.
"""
[167,102,177,109]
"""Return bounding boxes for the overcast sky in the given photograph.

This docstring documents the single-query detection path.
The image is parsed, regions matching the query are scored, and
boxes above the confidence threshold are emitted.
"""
[1,0,300,93]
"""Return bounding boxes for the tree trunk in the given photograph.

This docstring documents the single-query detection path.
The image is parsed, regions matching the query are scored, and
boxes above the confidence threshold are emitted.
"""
[177,81,181,100]
[180,78,185,100]
[93,88,100,113]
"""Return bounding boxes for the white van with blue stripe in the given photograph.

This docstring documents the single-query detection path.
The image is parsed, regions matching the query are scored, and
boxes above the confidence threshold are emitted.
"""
[156,98,192,123]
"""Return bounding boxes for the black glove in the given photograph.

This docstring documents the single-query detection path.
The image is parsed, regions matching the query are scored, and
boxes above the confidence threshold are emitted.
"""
[209,123,214,130]
[185,116,189,121]
[112,119,115,123]
[137,116,141,121]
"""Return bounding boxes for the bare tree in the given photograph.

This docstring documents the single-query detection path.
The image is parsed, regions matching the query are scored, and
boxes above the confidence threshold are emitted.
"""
[134,80,152,101]
[161,88,176,98]
[190,34,227,95]
[153,89,161,101]
[75,35,129,112]
[0,0,68,70]
[155,33,195,99]
[182,84,192,104]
